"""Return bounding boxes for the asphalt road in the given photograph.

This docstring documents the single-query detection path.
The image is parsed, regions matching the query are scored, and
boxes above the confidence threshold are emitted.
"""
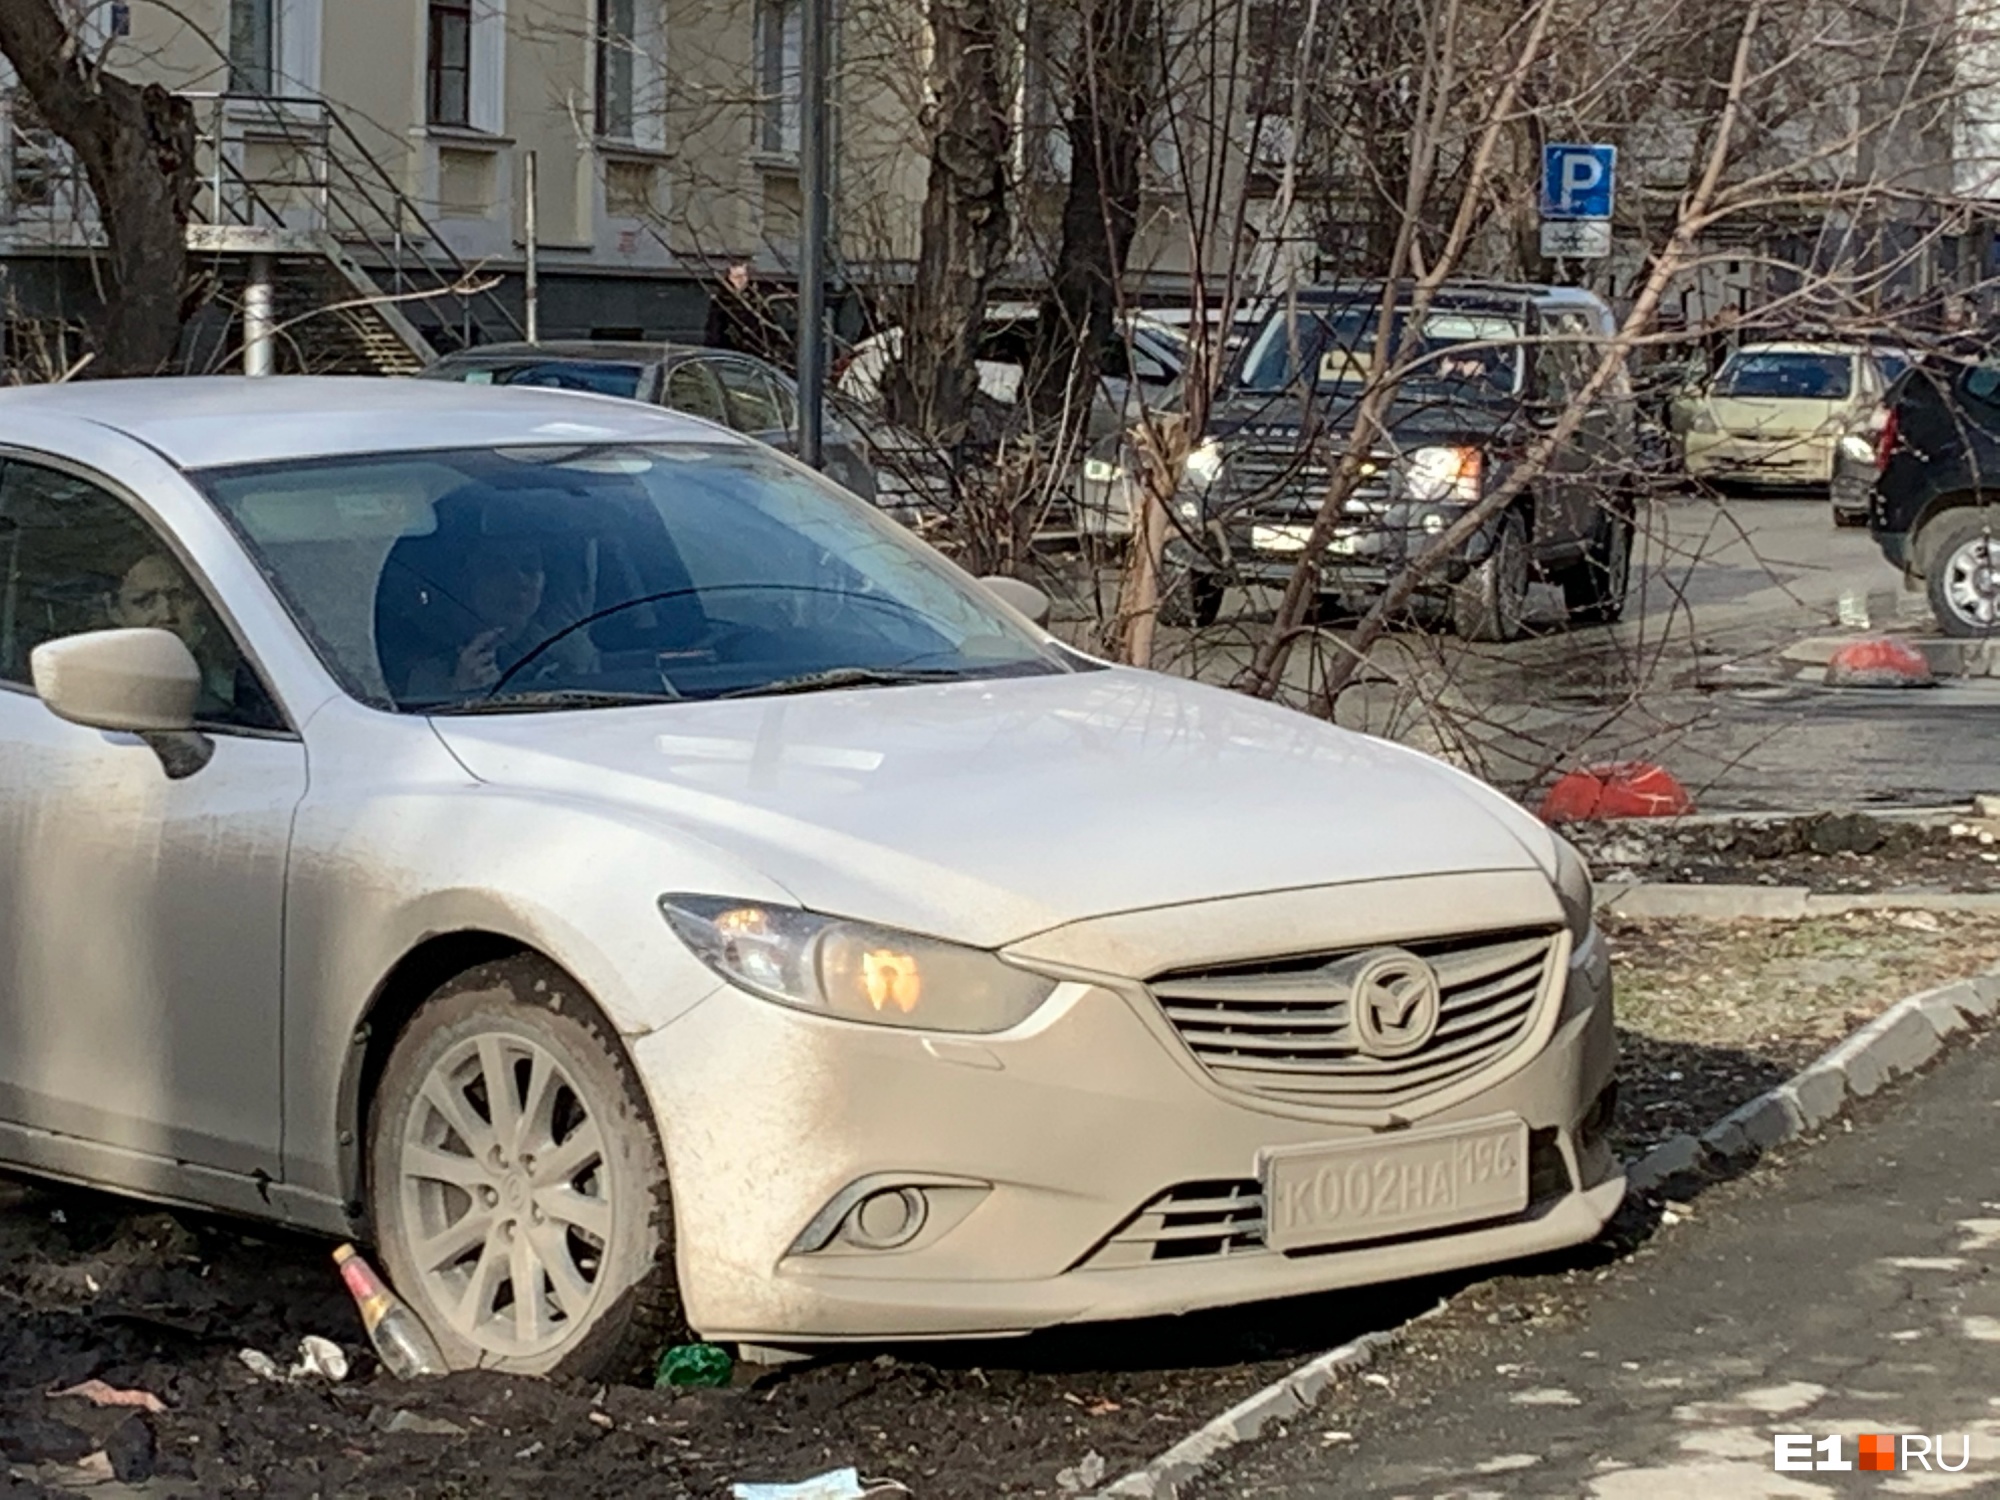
[1194,1029,2000,1498]
[1126,494,1999,812]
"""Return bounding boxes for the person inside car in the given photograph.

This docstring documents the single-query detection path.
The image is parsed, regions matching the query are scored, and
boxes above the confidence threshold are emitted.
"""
[107,551,240,712]
[402,533,599,700]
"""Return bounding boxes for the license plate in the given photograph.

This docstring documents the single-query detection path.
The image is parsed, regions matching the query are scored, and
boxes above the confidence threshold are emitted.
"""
[1261,1116,1529,1252]
[1250,524,1360,555]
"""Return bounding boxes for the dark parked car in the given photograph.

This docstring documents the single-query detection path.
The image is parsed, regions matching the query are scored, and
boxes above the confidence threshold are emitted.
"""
[420,342,880,503]
[1870,353,2000,636]
[1166,283,1639,639]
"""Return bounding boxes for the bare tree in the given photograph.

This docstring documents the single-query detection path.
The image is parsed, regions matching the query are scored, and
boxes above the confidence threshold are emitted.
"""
[0,0,197,375]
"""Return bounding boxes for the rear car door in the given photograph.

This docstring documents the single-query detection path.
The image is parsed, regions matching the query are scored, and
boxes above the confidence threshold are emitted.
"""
[708,357,797,454]
[1529,313,1599,553]
[0,457,302,1183]
[660,358,732,428]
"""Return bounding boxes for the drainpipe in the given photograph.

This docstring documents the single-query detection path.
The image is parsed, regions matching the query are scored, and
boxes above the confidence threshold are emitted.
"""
[243,253,276,376]
[524,150,540,343]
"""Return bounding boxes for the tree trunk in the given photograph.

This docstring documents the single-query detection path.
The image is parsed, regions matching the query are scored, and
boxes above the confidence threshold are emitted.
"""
[1029,0,1155,423]
[883,0,1013,446]
[0,1,197,377]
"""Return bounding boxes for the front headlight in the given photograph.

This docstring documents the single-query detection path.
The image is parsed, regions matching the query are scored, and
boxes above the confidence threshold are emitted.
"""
[1551,836,1596,941]
[1400,445,1481,503]
[1688,407,1719,434]
[1082,456,1126,484]
[660,895,1059,1033]
[1184,436,1225,487]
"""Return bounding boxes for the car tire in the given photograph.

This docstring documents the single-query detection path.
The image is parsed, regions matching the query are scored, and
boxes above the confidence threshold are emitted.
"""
[1159,569,1224,628]
[1923,509,2000,638]
[1452,510,1530,642]
[367,956,684,1380]
[1558,501,1634,627]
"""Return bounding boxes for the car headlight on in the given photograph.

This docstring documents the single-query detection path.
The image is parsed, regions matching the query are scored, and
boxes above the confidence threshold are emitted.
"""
[1082,456,1126,485]
[1551,836,1596,941]
[1184,436,1225,487]
[659,895,1059,1033]
[1400,445,1482,503]
[1838,433,1875,463]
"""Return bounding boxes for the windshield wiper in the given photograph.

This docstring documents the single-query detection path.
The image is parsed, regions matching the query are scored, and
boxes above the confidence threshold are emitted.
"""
[426,689,680,715]
[716,666,981,700]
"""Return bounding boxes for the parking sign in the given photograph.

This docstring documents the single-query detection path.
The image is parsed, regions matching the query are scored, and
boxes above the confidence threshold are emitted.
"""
[1541,144,1616,221]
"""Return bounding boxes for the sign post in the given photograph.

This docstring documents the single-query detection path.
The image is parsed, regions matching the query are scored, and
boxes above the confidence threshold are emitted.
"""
[1540,144,1615,262]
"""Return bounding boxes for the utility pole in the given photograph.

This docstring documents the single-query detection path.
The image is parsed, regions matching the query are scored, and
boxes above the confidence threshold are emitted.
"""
[795,0,831,466]
[524,150,541,343]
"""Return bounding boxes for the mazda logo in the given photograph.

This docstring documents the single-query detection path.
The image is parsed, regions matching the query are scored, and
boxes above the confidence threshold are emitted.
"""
[1348,949,1442,1059]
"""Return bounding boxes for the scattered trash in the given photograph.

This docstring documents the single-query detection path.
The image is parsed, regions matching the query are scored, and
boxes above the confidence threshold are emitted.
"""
[333,1243,448,1378]
[289,1335,350,1383]
[656,1341,734,1389]
[1893,910,1943,933]
[71,1450,115,1482]
[1362,1371,1393,1387]
[1837,590,1870,630]
[238,1348,285,1383]
[516,1440,546,1460]
[1055,1451,1108,1494]
[587,1411,615,1430]
[50,1379,167,1415]
[730,1467,907,1500]
[381,1408,469,1437]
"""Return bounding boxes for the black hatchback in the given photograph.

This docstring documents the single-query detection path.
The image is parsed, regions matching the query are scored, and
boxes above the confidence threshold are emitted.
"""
[421,342,880,504]
[1870,353,2000,637]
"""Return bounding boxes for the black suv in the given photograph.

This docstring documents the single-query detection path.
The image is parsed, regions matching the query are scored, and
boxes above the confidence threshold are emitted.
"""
[1870,354,2000,636]
[1168,283,1639,639]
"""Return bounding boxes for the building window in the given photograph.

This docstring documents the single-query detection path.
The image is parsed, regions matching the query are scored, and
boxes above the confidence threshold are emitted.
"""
[428,0,473,127]
[757,0,801,155]
[229,0,276,94]
[596,0,636,140]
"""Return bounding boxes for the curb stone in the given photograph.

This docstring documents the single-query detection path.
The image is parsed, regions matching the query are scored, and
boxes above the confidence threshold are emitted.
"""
[1088,960,2000,1498]
[1091,1321,1418,1499]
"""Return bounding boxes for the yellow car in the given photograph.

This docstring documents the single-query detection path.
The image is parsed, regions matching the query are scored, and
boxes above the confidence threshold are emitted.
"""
[1677,342,1888,490]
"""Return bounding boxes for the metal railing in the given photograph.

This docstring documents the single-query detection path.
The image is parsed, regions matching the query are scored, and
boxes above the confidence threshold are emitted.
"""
[183,91,523,347]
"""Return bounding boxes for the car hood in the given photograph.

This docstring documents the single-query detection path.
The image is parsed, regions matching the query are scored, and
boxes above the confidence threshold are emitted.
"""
[1209,391,1515,445]
[431,668,1556,948]
[1704,394,1843,439]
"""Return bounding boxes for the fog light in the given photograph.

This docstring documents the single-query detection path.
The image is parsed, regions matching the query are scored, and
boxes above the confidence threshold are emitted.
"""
[841,1187,929,1250]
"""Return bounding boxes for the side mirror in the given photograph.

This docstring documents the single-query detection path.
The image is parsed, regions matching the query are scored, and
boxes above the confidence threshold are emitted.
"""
[979,575,1053,628]
[31,628,213,778]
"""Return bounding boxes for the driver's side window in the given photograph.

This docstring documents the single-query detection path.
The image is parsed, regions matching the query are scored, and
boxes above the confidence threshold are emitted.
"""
[0,460,285,733]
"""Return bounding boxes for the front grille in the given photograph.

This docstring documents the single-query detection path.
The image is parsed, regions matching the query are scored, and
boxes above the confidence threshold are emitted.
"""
[1082,1179,1267,1269]
[1150,930,1558,1109]
[1215,440,1397,521]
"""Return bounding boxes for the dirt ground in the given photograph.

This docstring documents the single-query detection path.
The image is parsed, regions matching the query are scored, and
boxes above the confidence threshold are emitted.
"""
[3,906,1993,1500]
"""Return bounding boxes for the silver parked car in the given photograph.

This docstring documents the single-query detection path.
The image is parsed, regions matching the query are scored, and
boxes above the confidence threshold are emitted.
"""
[0,378,1619,1378]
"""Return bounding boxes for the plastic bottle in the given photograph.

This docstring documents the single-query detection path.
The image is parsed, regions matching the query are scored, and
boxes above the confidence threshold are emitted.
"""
[332,1243,449,1378]
[655,1341,734,1388]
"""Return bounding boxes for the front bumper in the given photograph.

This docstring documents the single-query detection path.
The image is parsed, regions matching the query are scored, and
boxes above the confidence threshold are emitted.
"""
[633,873,1621,1342]
[1176,506,1488,593]
[1684,430,1836,486]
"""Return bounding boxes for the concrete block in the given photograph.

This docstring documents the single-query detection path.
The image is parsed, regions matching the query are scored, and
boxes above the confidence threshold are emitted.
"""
[1704,1090,1803,1161]
[1604,885,1811,921]
[1830,1006,1942,1098]
[1628,1132,1710,1192]
[1913,981,1980,1038]
[1966,972,2000,1020]
[1974,794,2000,819]
[1778,1065,1849,1130]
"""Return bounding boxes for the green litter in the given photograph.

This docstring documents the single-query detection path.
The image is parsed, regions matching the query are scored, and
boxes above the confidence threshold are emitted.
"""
[655,1342,734,1389]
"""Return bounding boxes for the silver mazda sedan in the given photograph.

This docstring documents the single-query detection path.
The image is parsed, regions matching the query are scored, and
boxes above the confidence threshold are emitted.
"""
[0,378,1618,1378]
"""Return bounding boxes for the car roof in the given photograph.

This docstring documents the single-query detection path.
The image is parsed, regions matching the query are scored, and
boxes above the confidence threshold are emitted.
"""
[1728,342,1865,357]
[432,340,711,365]
[1281,280,1604,314]
[0,374,742,469]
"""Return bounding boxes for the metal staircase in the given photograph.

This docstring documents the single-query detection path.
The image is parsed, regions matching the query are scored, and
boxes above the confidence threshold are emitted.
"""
[184,91,524,374]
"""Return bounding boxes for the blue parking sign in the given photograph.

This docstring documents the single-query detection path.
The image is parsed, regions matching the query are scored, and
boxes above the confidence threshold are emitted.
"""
[1542,145,1615,221]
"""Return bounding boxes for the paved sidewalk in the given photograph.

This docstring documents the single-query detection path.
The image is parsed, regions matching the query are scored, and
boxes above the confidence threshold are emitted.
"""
[1192,1032,2000,1498]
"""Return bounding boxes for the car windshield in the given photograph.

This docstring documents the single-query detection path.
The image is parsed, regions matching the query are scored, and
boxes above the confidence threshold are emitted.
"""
[1714,351,1852,400]
[427,360,647,400]
[196,443,1069,713]
[1237,304,1524,396]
